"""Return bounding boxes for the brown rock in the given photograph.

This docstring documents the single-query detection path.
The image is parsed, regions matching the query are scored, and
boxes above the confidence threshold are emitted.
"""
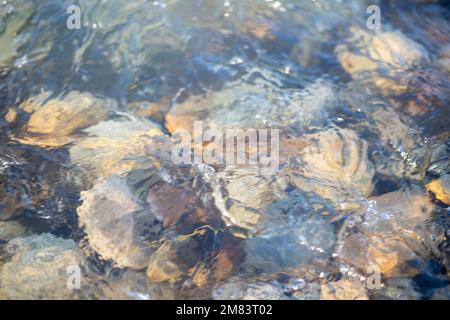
[17,92,113,147]
[146,242,183,283]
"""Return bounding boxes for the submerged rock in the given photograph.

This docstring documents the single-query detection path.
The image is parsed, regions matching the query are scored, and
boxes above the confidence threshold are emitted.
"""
[100,270,175,300]
[336,28,429,95]
[15,92,114,147]
[243,212,335,275]
[426,174,450,206]
[146,227,244,285]
[165,79,338,134]
[288,127,375,212]
[70,114,165,179]
[0,220,28,241]
[338,188,435,278]
[77,175,162,269]
[212,277,287,300]
[0,233,86,299]
[320,279,369,300]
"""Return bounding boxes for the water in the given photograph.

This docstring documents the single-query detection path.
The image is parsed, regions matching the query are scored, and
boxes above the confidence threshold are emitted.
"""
[0,0,449,300]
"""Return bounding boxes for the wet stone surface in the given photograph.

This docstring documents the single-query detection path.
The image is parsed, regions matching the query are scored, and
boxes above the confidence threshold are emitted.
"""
[0,0,449,300]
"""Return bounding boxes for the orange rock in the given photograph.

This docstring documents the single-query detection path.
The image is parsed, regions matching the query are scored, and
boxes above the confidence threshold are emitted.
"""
[426,175,450,205]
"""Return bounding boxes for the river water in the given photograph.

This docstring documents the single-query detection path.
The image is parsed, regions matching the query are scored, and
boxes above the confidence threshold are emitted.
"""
[0,0,449,300]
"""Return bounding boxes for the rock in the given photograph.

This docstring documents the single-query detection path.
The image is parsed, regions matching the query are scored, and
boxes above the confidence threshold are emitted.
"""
[371,278,421,300]
[226,204,261,231]
[217,166,283,211]
[437,44,450,73]
[243,213,335,275]
[340,232,427,279]
[4,108,16,123]
[15,92,114,147]
[0,233,86,299]
[0,1,35,67]
[77,175,161,269]
[165,79,338,135]
[100,270,175,300]
[320,279,369,300]
[338,187,437,279]
[146,242,183,284]
[70,114,165,179]
[426,174,450,205]
[290,281,321,300]
[146,228,244,285]
[336,28,429,95]
[212,277,287,300]
[290,127,375,210]
[0,220,28,241]
[146,182,199,229]
[128,97,171,122]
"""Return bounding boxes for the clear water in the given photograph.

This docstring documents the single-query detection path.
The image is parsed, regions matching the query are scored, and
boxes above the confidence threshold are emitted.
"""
[0,0,449,300]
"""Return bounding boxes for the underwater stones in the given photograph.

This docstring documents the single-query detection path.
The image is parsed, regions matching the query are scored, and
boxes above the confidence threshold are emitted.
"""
[218,167,282,211]
[0,233,86,299]
[146,242,183,284]
[368,32,429,69]
[165,79,337,136]
[146,182,199,229]
[147,228,244,285]
[371,278,421,300]
[320,279,369,300]
[338,188,435,279]
[70,114,164,179]
[0,220,28,241]
[336,28,429,95]
[340,232,426,279]
[101,270,175,300]
[426,174,450,206]
[293,127,374,206]
[212,277,286,300]
[77,175,161,269]
[226,204,261,231]
[243,214,335,275]
[437,44,450,73]
[17,92,113,147]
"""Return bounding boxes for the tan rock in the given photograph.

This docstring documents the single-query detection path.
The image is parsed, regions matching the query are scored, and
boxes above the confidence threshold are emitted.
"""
[0,234,86,300]
[70,115,164,179]
[16,92,113,147]
[336,28,429,95]
[226,203,261,230]
[4,108,16,123]
[426,174,450,205]
[320,279,369,300]
[165,93,213,134]
[299,127,375,198]
[146,242,183,283]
